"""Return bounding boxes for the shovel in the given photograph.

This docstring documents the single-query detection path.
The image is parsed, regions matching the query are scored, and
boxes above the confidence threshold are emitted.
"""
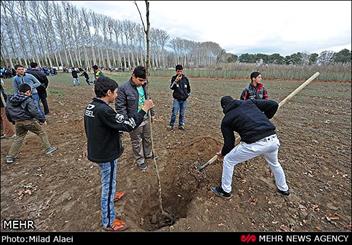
[196,155,218,171]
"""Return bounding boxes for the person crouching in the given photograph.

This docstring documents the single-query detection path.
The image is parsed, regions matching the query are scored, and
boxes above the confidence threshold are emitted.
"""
[5,83,57,164]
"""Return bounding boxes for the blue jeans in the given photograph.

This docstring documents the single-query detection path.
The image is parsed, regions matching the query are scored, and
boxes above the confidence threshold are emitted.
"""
[72,78,80,86]
[98,160,118,228]
[32,93,44,118]
[170,99,187,126]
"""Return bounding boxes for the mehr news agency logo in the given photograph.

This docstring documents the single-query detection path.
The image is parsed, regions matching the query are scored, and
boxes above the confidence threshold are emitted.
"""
[240,233,350,243]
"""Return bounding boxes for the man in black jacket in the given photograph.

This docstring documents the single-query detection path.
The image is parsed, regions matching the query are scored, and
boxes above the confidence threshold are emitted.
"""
[80,69,91,85]
[26,62,50,115]
[211,96,289,199]
[168,64,191,130]
[84,76,154,231]
[71,68,80,86]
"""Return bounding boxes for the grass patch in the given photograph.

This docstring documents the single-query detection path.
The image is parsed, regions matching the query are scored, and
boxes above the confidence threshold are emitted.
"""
[49,88,65,98]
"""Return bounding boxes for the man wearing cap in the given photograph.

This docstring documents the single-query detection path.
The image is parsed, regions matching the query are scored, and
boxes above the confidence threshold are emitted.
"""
[211,96,290,199]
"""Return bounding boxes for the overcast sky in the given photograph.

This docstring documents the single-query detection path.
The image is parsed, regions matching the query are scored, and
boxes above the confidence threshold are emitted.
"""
[72,1,351,56]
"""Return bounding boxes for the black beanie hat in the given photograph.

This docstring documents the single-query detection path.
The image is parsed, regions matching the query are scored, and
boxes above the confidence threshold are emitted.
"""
[220,96,234,109]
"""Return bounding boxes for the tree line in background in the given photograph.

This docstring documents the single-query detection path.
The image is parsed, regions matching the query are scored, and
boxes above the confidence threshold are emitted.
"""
[233,49,351,66]
[1,1,351,70]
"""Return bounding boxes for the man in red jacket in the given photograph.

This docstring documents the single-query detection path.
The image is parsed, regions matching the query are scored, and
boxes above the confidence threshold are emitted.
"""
[240,72,268,100]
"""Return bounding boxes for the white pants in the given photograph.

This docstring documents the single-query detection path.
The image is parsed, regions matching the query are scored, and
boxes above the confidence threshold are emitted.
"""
[221,134,289,193]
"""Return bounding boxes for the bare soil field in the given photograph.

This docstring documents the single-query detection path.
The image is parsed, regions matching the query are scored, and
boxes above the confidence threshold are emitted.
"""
[1,74,351,232]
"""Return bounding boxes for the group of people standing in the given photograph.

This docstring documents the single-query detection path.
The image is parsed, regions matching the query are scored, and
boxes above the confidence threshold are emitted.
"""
[1,62,57,164]
[83,65,289,231]
[1,63,290,231]
[70,65,104,86]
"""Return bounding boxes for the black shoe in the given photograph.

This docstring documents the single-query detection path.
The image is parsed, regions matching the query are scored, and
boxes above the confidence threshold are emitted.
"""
[145,153,158,160]
[211,186,232,199]
[167,125,174,130]
[138,162,148,171]
[277,188,290,196]
[178,125,185,130]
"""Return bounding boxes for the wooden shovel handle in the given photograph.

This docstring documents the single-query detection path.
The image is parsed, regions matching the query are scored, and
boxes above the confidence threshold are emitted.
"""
[198,155,218,171]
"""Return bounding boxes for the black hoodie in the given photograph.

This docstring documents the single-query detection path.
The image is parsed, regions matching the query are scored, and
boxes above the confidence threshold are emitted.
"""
[6,93,45,123]
[220,96,278,156]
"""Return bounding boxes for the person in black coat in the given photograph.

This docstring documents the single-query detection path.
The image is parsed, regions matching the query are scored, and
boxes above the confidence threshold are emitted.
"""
[26,62,50,115]
[71,68,80,86]
[211,96,290,199]
[168,64,191,130]
[80,70,91,85]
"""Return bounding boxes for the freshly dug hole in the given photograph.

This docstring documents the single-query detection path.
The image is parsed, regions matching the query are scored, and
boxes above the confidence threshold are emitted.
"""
[138,137,221,230]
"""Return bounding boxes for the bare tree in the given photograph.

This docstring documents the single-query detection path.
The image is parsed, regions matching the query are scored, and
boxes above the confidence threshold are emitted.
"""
[122,20,132,69]
[62,2,78,67]
[157,29,169,68]
[0,27,14,67]
[318,51,335,65]
[112,20,123,68]
[52,1,70,67]
[1,3,19,66]
[41,1,62,67]
[5,1,29,67]
[18,1,40,65]
[134,1,150,74]
[135,25,145,66]
[81,8,96,66]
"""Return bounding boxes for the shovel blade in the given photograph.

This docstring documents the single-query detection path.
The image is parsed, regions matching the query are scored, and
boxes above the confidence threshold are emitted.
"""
[196,155,218,172]
[196,164,205,172]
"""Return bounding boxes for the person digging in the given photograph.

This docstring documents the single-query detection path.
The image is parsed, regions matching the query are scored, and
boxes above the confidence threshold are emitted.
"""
[211,96,290,199]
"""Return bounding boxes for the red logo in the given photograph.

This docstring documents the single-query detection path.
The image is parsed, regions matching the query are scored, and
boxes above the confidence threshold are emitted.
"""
[240,234,257,243]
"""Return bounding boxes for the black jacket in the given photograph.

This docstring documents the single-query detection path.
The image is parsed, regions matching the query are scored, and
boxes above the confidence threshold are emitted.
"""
[80,71,89,79]
[220,98,278,156]
[26,68,48,96]
[6,93,46,123]
[72,70,79,78]
[84,98,146,163]
[170,75,190,101]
